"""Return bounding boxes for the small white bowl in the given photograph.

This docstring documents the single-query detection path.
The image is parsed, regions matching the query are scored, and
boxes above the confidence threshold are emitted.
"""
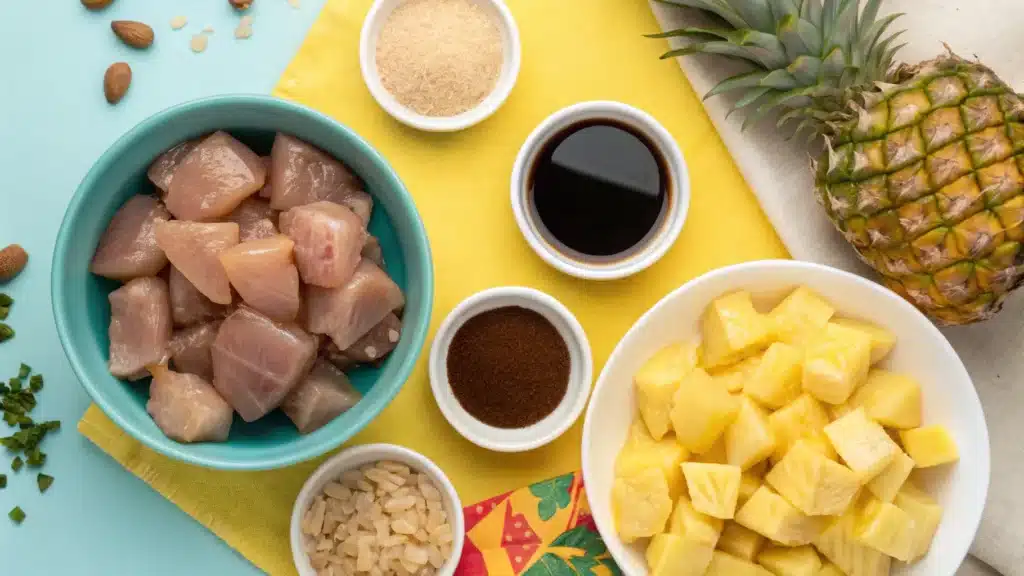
[510,101,690,281]
[429,286,594,452]
[291,444,466,576]
[359,0,522,132]
[581,260,990,576]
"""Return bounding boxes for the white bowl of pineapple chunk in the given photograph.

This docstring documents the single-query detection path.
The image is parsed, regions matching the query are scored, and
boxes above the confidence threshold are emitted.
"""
[581,260,989,576]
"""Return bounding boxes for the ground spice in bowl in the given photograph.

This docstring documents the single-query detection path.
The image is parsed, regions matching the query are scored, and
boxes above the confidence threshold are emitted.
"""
[375,0,503,117]
[446,306,570,428]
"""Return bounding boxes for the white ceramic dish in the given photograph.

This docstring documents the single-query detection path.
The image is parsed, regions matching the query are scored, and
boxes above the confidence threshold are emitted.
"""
[581,260,989,576]
[359,0,521,132]
[510,101,690,281]
[291,444,466,576]
[429,286,593,452]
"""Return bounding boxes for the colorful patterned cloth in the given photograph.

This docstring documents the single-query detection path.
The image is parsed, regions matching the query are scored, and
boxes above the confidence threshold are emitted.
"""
[456,472,621,576]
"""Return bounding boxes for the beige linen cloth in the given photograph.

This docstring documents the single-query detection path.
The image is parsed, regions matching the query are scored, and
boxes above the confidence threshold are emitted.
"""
[648,1,1023,575]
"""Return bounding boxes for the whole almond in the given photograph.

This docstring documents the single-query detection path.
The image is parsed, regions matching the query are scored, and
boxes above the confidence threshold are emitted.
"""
[0,245,28,283]
[112,20,154,49]
[81,0,114,10]
[104,62,132,104]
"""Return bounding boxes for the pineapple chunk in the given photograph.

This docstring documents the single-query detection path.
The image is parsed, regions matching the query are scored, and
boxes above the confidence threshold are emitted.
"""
[894,482,943,561]
[802,323,872,405]
[636,341,702,439]
[711,354,763,393]
[813,499,892,576]
[855,497,916,562]
[865,450,914,503]
[817,563,846,576]
[847,371,922,429]
[769,394,832,462]
[900,425,960,467]
[735,486,826,546]
[646,533,714,576]
[831,318,896,365]
[668,494,725,546]
[725,397,777,470]
[616,420,690,499]
[696,437,729,464]
[792,430,838,461]
[612,468,672,542]
[745,342,805,409]
[765,442,861,516]
[758,544,822,576]
[682,462,742,519]
[718,521,766,561]
[738,472,763,508]
[670,368,740,454]
[707,550,775,576]
[747,459,769,478]
[769,287,835,347]
[703,291,775,368]
[824,408,900,481]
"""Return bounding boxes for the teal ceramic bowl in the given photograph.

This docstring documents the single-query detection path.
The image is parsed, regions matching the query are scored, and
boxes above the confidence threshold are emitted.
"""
[52,95,433,470]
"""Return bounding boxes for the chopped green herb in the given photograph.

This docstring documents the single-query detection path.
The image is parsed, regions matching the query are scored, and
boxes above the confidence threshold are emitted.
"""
[0,323,13,342]
[0,474,6,488]
[17,364,30,379]
[42,420,59,432]
[0,307,7,321]
[0,294,11,307]
[8,506,24,524]
[11,456,22,472]
[25,448,44,468]
[8,377,20,392]
[29,374,42,392]
[36,473,53,493]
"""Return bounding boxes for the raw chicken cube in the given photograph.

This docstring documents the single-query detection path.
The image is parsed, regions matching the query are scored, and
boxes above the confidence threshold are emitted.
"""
[147,139,199,195]
[155,221,239,305]
[147,364,232,443]
[280,201,367,288]
[320,313,402,369]
[169,266,226,327]
[281,359,362,433]
[306,259,405,350]
[211,306,318,422]
[165,131,267,221]
[168,321,220,381]
[268,133,364,211]
[219,235,301,322]
[226,197,279,242]
[361,235,385,269]
[90,195,171,281]
[339,189,373,226]
[320,340,357,371]
[108,277,172,380]
[258,156,273,199]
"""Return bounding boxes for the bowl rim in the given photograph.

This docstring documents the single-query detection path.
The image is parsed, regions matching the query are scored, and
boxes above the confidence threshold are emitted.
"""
[51,94,434,470]
[358,0,522,132]
[580,259,990,576]
[289,443,466,576]
[427,286,594,452]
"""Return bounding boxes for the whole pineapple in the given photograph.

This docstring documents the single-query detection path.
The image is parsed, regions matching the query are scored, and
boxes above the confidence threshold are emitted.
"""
[654,0,1024,325]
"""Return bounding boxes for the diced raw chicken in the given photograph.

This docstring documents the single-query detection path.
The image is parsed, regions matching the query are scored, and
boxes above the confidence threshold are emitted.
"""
[155,221,239,305]
[219,235,301,322]
[320,340,357,371]
[320,313,402,369]
[226,197,279,242]
[269,133,364,212]
[147,364,232,443]
[281,359,362,434]
[147,139,199,195]
[305,259,405,350]
[108,277,172,380]
[361,235,385,270]
[168,321,220,381]
[339,190,373,226]
[258,156,273,199]
[279,201,367,288]
[211,306,318,422]
[169,266,225,327]
[90,195,171,281]
[165,131,267,221]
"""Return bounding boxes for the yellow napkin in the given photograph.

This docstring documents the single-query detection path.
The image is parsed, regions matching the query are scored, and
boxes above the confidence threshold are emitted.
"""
[78,0,788,573]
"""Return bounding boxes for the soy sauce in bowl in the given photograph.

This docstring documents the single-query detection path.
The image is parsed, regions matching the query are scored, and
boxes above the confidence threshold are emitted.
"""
[527,119,669,262]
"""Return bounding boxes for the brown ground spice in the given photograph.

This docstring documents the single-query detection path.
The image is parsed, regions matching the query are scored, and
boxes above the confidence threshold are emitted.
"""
[446,306,570,429]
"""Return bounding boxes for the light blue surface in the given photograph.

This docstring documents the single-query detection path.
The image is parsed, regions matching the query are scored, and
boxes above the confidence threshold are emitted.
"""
[0,1,331,573]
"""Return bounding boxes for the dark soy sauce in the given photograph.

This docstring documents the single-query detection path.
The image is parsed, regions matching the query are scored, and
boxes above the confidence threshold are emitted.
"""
[528,119,669,261]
